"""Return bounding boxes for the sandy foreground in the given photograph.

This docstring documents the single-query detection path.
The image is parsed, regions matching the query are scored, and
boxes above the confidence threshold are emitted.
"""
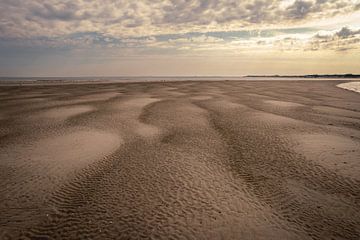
[0,80,359,239]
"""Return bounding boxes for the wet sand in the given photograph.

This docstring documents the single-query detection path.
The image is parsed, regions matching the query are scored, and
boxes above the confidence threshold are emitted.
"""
[0,80,359,239]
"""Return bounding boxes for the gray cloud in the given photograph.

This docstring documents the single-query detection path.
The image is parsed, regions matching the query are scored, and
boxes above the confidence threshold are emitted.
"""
[0,0,359,57]
[30,2,87,21]
[310,27,360,51]
[286,0,314,19]
[336,26,360,38]
[0,0,358,39]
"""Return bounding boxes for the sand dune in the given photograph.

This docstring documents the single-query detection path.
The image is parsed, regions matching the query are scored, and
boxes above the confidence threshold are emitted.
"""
[0,80,359,239]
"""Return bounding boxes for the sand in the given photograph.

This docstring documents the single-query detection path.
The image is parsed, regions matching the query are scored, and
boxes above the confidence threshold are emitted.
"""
[293,134,360,180]
[264,100,304,107]
[32,105,95,122]
[0,80,359,239]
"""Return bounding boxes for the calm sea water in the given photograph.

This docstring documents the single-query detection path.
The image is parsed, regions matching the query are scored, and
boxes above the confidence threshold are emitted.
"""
[0,76,357,85]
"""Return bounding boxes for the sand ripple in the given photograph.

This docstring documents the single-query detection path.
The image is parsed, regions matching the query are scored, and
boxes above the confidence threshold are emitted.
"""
[293,134,360,180]
[0,130,122,235]
[0,81,359,239]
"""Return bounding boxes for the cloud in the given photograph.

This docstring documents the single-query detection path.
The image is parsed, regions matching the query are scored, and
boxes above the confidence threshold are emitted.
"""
[2,25,359,56]
[309,26,360,51]
[286,0,314,19]
[0,0,359,39]
[30,2,88,21]
[336,26,360,38]
[0,0,359,58]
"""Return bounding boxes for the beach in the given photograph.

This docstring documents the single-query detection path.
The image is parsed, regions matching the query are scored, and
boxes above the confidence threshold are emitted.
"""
[0,80,359,239]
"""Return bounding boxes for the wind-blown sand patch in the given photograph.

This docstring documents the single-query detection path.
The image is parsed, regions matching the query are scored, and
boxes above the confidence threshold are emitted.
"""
[209,99,248,110]
[64,92,121,104]
[1,130,122,189]
[251,111,302,126]
[119,97,160,109]
[313,106,360,119]
[190,95,213,101]
[155,87,187,96]
[115,97,161,138]
[264,100,304,107]
[337,82,360,93]
[245,93,273,99]
[292,134,360,180]
[36,105,95,121]
[0,129,123,233]
[80,92,120,100]
[1,130,122,209]
[36,130,121,167]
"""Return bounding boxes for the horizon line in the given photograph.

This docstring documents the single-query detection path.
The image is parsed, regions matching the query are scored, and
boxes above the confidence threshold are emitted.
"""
[1,73,360,79]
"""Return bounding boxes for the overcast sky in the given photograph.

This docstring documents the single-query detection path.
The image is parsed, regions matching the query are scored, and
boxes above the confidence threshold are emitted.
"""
[1,0,360,76]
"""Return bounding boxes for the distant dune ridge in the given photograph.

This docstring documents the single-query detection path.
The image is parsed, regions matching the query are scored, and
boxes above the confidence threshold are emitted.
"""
[0,80,359,239]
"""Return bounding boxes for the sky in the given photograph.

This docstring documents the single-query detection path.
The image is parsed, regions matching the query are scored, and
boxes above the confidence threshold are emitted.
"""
[0,0,360,76]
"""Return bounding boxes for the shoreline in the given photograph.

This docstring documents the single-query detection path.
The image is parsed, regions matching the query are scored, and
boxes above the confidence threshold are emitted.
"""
[337,82,360,94]
[0,77,359,87]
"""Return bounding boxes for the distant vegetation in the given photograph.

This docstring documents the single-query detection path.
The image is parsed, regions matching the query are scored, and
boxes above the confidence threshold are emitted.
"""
[247,74,360,78]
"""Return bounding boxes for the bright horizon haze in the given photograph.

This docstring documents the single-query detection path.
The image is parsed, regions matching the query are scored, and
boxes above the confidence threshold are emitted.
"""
[1,0,360,77]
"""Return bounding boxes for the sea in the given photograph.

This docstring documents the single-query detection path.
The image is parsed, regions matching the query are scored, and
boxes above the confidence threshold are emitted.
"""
[0,76,359,93]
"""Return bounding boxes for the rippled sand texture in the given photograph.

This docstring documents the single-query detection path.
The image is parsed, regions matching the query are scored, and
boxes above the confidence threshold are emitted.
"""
[0,80,360,239]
